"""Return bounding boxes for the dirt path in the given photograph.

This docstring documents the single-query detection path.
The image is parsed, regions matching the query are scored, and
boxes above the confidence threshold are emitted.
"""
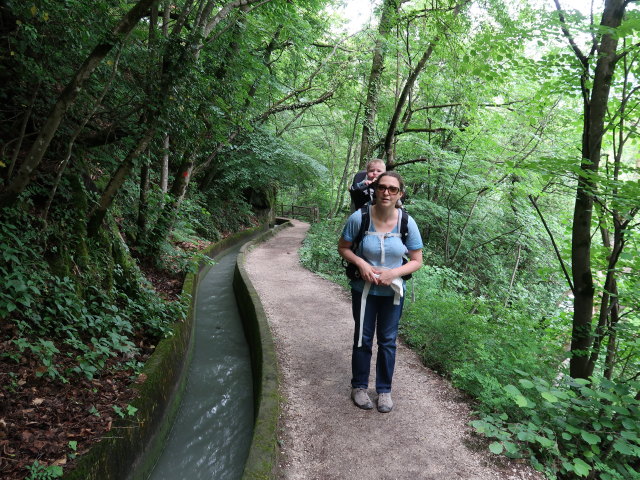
[245,220,541,480]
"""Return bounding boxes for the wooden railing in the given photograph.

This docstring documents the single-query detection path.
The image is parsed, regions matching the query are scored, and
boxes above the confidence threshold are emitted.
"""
[275,204,320,223]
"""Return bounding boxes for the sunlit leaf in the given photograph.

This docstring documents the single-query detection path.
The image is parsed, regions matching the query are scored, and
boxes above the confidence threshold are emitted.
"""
[489,442,504,454]
[573,458,591,477]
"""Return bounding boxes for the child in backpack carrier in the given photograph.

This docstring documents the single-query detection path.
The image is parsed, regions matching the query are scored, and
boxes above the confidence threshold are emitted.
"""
[349,159,386,211]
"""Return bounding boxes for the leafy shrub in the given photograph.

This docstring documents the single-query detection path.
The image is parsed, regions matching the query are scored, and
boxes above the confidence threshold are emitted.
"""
[0,208,186,381]
[25,460,63,480]
[472,375,640,479]
[299,216,350,288]
[401,265,564,413]
[171,191,223,242]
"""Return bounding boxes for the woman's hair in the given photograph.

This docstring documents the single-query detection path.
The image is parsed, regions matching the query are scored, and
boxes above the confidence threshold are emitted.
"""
[374,171,405,192]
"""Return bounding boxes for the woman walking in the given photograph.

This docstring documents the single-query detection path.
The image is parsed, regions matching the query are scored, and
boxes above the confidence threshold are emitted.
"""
[338,171,423,413]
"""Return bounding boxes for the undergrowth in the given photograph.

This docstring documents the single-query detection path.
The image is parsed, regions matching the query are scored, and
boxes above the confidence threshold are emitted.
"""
[0,207,186,383]
[299,217,640,479]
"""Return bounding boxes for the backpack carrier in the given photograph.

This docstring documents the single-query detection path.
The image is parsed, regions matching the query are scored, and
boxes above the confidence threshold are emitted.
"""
[343,206,412,281]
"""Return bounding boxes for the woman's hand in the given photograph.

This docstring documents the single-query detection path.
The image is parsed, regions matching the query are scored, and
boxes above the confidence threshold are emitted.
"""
[372,268,396,286]
[357,261,379,283]
[339,237,377,283]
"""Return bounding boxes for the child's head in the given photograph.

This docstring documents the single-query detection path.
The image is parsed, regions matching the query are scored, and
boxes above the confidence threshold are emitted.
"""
[366,159,385,181]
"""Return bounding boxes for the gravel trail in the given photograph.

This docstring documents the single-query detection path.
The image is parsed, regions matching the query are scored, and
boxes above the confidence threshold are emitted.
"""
[244,219,541,480]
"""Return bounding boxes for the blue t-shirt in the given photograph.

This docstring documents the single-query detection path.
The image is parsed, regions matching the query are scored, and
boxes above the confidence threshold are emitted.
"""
[341,207,423,296]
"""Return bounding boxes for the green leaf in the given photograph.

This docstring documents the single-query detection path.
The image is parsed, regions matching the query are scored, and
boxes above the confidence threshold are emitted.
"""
[621,431,640,442]
[612,405,630,415]
[541,392,558,402]
[613,439,635,455]
[573,458,591,477]
[470,420,486,432]
[489,442,504,454]
[566,425,581,434]
[503,441,519,454]
[535,435,555,448]
[572,378,590,386]
[581,431,601,445]
[519,379,535,389]
[517,430,536,442]
[504,384,522,396]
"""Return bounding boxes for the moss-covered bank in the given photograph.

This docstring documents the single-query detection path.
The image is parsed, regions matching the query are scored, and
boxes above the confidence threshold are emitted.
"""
[62,224,269,480]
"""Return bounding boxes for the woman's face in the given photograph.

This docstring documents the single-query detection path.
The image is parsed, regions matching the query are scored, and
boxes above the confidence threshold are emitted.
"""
[375,176,401,206]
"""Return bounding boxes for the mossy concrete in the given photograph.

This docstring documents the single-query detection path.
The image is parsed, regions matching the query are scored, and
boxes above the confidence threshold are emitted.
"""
[234,219,293,480]
[62,224,269,480]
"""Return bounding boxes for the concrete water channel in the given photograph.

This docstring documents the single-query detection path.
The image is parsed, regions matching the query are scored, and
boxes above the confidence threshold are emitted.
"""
[148,241,254,479]
[61,224,283,480]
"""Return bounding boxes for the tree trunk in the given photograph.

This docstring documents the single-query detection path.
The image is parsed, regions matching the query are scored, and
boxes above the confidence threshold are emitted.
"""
[331,103,362,217]
[6,83,40,181]
[161,134,170,194]
[384,41,437,166]
[449,187,486,263]
[136,159,151,244]
[568,0,626,379]
[383,1,468,167]
[505,243,522,308]
[87,126,157,236]
[603,282,619,380]
[86,0,262,236]
[0,0,160,209]
[147,150,196,250]
[359,0,398,168]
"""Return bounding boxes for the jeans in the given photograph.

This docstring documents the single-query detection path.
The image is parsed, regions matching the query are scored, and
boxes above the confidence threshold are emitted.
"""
[351,289,404,393]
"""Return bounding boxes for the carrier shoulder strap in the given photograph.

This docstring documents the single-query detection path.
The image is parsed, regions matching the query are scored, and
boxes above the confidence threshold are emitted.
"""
[352,206,408,251]
[400,208,409,244]
[351,206,370,252]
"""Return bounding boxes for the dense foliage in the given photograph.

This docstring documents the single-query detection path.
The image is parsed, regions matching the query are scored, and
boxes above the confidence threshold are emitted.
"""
[1,0,639,478]
[297,2,639,478]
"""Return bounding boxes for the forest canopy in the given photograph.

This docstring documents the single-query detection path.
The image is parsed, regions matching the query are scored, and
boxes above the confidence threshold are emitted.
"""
[1,0,639,479]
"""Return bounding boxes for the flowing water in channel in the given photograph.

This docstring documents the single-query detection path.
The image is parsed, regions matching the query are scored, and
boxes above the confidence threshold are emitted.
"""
[148,242,254,480]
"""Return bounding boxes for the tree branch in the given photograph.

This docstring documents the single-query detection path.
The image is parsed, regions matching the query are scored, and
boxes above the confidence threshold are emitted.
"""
[311,42,355,52]
[392,156,431,167]
[395,126,464,135]
[528,195,575,293]
[409,100,521,113]
[553,0,589,69]
[470,226,523,251]
[255,90,334,123]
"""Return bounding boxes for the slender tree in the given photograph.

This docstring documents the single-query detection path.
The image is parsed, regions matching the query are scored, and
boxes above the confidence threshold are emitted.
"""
[359,0,399,167]
[0,0,160,208]
[554,0,629,379]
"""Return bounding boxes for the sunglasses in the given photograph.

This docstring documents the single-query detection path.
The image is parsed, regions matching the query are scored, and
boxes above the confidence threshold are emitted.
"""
[376,184,400,195]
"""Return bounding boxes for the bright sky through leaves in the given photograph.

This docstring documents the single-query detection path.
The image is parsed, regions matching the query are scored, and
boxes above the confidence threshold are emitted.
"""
[336,0,596,34]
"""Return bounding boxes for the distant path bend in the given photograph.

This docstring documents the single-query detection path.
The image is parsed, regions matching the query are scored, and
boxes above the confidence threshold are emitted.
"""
[245,219,540,480]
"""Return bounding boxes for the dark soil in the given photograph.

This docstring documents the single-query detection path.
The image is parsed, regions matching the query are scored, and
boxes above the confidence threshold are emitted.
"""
[0,259,189,480]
